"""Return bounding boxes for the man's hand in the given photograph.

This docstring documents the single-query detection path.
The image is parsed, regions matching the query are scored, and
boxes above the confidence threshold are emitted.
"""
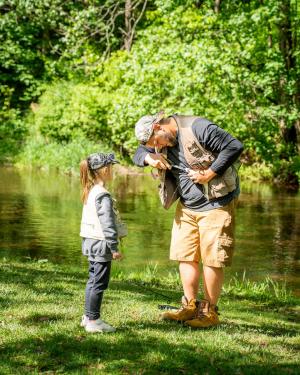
[112,252,123,260]
[144,153,171,170]
[188,168,217,184]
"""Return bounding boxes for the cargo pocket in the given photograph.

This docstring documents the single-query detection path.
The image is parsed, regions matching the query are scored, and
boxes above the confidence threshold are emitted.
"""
[217,233,233,264]
[216,212,234,265]
[222,166,237,192]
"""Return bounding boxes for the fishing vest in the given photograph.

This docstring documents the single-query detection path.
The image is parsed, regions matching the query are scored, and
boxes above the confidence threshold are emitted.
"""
[80,185,108,240]
[158,115,239,209]
[80,184,128,239]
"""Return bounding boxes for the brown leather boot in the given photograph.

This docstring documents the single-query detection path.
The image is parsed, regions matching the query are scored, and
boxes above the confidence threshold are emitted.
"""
[160,296,199,322]
[184,300,220,328]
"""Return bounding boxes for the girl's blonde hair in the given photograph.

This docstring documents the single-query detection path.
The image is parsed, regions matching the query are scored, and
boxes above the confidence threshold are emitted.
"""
[79,160,111,203]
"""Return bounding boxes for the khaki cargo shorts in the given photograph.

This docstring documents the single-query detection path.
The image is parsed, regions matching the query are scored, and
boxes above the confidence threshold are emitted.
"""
[170,199,238,268]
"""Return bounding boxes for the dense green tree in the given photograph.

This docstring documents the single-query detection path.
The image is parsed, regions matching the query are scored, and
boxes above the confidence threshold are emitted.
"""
[0,0,299,185]
[0,0,149,159]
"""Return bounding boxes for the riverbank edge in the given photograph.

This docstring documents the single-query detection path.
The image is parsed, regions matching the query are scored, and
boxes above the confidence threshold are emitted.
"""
[2,159,276,183]
[0,258,299,374]
[1,133,293,184]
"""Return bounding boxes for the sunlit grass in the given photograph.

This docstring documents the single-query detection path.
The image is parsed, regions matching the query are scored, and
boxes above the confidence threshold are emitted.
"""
[0,259,299,374]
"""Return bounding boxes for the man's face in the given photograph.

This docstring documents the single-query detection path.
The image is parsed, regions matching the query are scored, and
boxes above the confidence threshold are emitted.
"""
[145,125,177,150]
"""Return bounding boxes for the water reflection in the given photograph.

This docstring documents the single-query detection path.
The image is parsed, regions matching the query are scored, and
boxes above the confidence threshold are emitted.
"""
[0,167,299,295]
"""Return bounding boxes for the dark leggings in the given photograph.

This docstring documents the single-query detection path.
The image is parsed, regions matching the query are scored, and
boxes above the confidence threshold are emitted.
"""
[85,261,111,320]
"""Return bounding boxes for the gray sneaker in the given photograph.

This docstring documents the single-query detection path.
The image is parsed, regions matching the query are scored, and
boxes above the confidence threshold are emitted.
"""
[80,315,89,327]
[85,318,116,333]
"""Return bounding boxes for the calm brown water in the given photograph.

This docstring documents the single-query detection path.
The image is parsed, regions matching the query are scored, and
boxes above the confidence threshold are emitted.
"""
[0,167,299,295]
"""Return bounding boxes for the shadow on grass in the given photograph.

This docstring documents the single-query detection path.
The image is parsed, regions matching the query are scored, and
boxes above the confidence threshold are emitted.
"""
[0,296,12,309]
[1,260,299,304]
[221,297,300,325]
[0,261,299,374]
[0,261,86,294]
[0,330,299,375]
[220,320,299,337]
[21,313,65,325]
[109,280,300,328]
[110,279,182,303]
[1,261,298,329]
[115,317,300,339]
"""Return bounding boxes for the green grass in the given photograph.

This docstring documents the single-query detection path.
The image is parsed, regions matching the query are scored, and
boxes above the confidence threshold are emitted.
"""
[0,259,299,375]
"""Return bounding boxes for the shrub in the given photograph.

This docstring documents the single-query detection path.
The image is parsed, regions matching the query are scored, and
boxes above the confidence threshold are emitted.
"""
[31,82,112,143]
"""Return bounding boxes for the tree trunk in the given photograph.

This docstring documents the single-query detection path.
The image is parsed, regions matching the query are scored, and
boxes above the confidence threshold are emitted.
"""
[278,0,299,152]
[279,1,294,71]
[123,0,148,52]
[214,0,221,14]
[124,0,132,52]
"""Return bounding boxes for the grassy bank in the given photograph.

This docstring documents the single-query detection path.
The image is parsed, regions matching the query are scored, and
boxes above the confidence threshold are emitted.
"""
[0,259,299,374]
[12,137,278,183]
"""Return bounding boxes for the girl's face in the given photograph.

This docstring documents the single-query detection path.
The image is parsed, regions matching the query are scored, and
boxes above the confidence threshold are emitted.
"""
[105,164,113,181]
[95,164,113,184]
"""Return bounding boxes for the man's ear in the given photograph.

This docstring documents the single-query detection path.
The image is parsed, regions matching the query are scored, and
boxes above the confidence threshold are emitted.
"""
[153,123,161,131]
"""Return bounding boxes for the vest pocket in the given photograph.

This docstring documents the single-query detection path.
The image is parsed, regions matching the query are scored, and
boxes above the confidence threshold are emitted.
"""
[222,166,237,191]
[205,166,237,200]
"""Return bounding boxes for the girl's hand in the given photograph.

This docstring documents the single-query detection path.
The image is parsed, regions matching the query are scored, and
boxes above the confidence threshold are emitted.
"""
[112,252,123,260]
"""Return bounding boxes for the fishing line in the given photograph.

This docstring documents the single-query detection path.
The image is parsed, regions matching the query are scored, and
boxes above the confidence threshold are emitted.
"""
[113,278,180,309]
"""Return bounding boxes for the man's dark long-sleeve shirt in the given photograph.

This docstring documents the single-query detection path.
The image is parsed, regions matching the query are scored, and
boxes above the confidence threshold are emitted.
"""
[133,117,244,211]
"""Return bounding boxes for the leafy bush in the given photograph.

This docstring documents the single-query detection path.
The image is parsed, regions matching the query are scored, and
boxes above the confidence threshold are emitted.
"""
[32,82,112,143]
[4,0,299,184]
[0,109,26,163]
[17,137,109,174]
[0,85,27,162]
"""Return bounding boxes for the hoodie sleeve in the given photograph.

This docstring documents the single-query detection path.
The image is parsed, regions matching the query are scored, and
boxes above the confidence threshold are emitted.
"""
[192,120,244,175]
[132,145,155,167]
[95,193,118,253]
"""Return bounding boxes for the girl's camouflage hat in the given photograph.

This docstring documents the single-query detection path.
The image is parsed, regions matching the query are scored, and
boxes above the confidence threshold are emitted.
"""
[134,110,165,143]
[87,152,119,170]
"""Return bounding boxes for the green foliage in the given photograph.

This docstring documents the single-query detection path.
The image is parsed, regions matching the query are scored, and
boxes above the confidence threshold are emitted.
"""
[32,82,112,143]
[1,0,300,184]
[239,163,273,182]
[0,108,26,162]
[0,0,151,106]
[0,85,27,162]
[17,136,109,174]
[0,0,72,106]
[271,155,300,186]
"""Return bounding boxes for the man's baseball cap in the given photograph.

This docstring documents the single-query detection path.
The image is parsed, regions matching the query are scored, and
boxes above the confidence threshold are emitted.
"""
[87,152,119,170]
[134,110,165,144]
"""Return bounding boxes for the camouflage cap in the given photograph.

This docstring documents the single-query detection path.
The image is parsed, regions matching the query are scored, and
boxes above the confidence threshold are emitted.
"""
[87,152,119,170]
[134,110,165,143]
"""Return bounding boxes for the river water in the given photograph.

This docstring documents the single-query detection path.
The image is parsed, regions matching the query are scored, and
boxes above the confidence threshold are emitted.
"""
[0,167,299,295]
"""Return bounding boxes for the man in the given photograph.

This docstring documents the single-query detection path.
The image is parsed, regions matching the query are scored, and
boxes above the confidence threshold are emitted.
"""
[133,112,243,328]
[133,111,243,328]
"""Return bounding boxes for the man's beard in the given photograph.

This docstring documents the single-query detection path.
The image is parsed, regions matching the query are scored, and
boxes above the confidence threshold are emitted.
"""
[164,132,177,147]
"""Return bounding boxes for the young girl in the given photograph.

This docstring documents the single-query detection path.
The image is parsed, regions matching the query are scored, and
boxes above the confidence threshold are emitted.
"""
[79,152,123,333]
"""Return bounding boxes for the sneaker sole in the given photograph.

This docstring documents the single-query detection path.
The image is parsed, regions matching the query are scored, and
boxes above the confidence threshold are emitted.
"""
[85,328,116,333]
